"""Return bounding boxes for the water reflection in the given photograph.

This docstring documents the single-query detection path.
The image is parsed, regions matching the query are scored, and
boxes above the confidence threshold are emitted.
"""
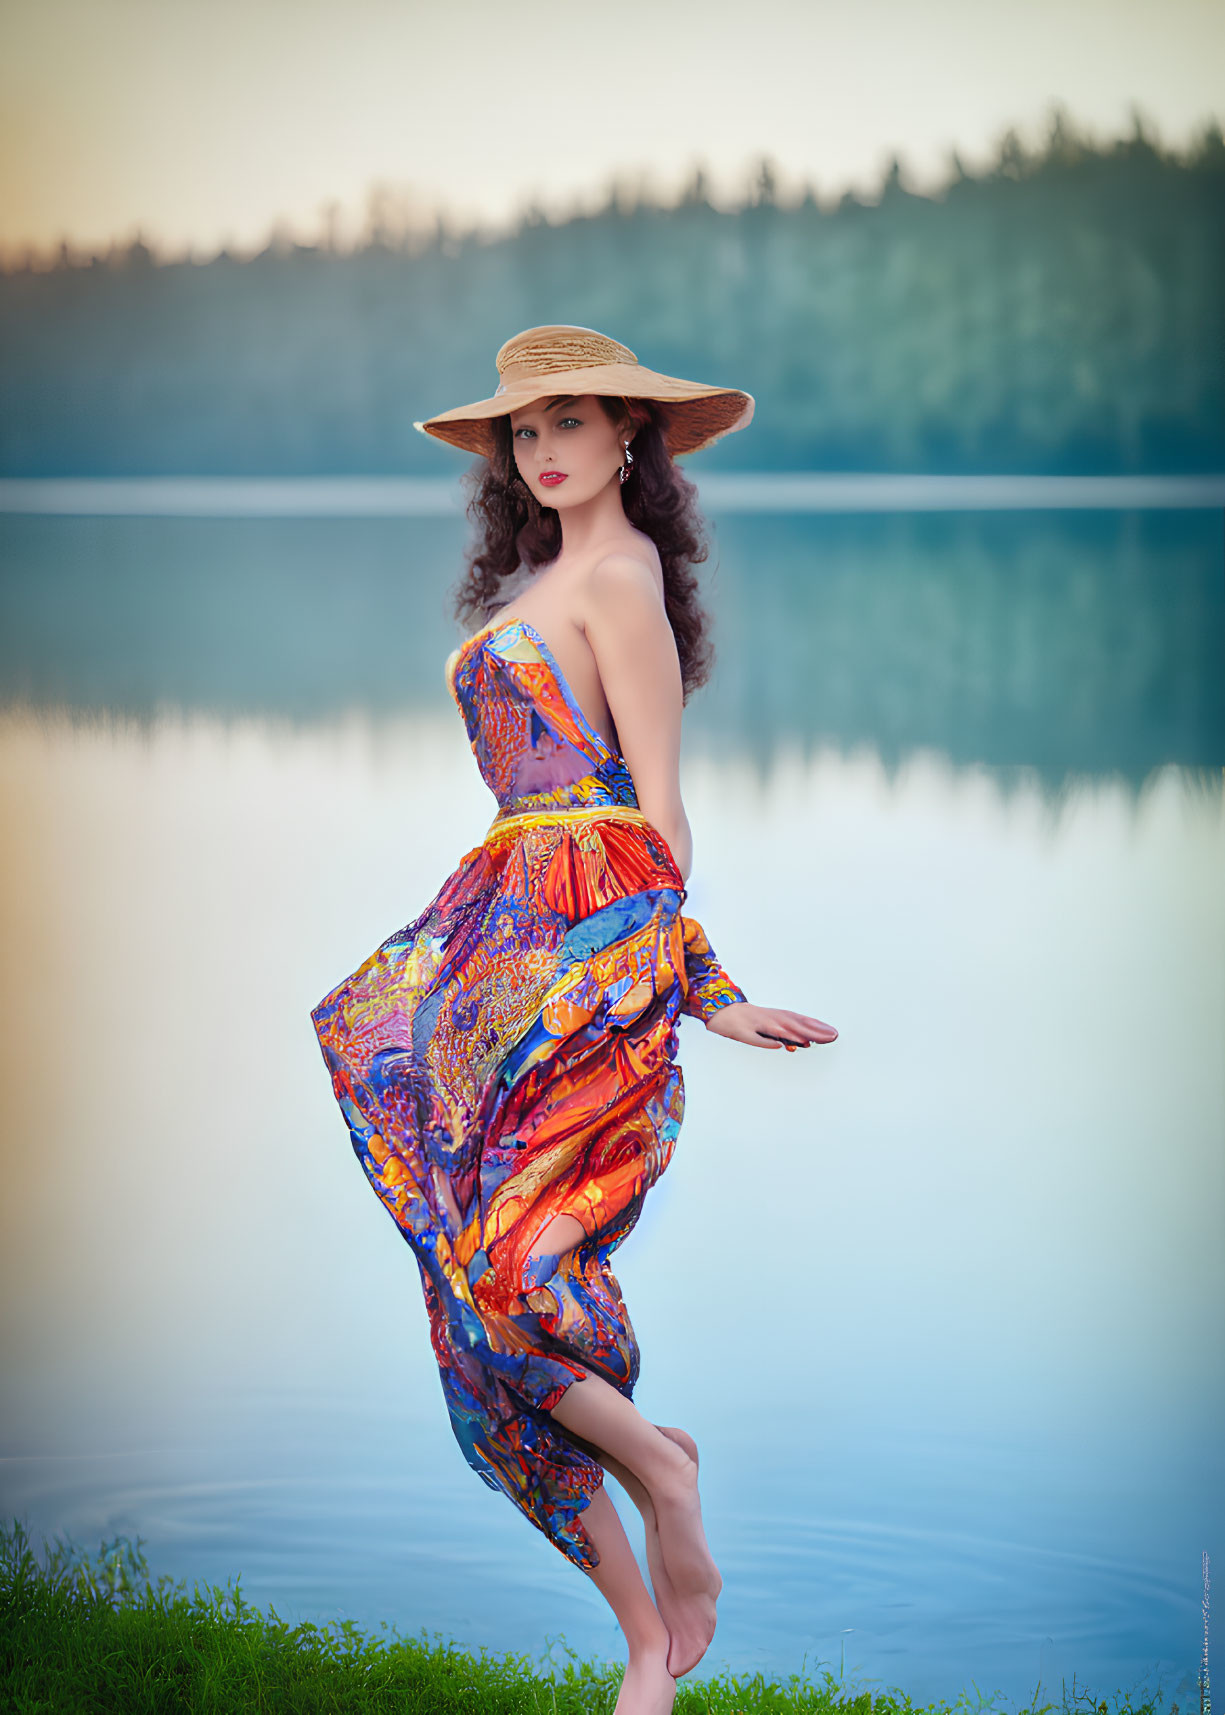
[706,511,1224,782]
[0,699,1219,1702]
[1,508,1220,787]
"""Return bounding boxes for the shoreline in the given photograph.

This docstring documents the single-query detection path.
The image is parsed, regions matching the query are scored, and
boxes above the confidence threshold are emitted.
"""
[0,1519,1186,1714]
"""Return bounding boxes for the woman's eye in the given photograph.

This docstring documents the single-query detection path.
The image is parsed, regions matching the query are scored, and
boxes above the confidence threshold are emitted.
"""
[557,417,581,430]
[513,427,535,440]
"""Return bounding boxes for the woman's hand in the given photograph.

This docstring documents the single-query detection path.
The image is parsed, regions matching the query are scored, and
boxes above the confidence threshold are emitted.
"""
[705,1002,838,1050]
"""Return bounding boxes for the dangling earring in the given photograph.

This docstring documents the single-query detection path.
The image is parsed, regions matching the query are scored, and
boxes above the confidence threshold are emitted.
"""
[619,441,634,486]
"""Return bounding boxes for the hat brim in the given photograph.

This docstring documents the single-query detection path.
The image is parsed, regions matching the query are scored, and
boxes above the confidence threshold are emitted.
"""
[414,362,754,458]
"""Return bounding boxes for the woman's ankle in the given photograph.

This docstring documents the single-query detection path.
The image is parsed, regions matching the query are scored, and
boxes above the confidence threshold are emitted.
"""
[624,1608,670,1662]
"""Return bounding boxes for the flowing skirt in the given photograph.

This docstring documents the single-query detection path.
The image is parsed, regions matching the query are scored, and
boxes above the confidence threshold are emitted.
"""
[310,804,743,1568]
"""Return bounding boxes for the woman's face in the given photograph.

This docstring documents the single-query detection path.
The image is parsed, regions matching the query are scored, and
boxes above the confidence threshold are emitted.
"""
[508,393,628,508]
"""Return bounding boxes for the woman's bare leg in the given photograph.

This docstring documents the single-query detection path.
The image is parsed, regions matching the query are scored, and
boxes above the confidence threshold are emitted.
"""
[580,1485,676,1714]
[524,1215,721,1670]
[592,1430,713,1678]
[550,1372,721,1663]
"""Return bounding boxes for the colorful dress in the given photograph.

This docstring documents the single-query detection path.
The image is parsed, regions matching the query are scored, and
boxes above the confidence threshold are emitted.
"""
[310,614,747,1570]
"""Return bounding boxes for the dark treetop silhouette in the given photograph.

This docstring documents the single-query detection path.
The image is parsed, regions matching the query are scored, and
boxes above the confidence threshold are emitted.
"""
[2,112,1222,479]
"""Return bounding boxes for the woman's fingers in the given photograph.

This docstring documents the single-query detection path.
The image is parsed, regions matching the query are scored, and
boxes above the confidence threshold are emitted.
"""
[785,1010,838,1042]
[753,1010,838,1048]
[708,1004,838,1049]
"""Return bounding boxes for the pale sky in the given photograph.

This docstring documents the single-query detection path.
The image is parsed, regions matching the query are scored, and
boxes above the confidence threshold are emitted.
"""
[1,0,1221,260]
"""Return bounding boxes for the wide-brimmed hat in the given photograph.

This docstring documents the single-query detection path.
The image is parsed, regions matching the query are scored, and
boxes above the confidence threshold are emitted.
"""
[414,324,754,458]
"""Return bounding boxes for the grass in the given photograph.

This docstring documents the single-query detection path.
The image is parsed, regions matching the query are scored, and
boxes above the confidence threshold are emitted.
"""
[0,1518,1183,1715]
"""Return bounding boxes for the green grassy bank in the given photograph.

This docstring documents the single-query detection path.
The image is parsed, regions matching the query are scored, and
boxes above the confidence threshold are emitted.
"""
[0,1520,1178,1715]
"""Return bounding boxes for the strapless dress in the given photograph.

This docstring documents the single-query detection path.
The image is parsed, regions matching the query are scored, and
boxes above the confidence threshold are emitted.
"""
[310,614,747,1569]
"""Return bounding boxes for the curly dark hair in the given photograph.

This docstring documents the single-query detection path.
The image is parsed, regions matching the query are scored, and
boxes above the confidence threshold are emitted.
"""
[452,397,715,701]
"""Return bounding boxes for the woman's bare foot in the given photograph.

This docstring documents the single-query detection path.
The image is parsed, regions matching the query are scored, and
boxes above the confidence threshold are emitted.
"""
[650,1437,721,1594]
[614,1646,676,1714]
[646,1428,716,1676]
[643,1426,721,1676]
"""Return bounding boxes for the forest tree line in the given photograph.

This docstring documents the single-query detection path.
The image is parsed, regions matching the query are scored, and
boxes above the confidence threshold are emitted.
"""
[1,114,1222,477]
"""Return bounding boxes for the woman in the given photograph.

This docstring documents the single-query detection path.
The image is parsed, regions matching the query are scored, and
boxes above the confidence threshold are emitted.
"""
[310,325,837,1714]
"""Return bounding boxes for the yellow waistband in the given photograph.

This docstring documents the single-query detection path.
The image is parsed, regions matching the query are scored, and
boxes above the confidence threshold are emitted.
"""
[484,804,650,844]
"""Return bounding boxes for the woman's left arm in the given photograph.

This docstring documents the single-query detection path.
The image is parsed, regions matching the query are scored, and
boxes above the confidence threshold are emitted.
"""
[583,556,838,1053]
[582,553,693,878]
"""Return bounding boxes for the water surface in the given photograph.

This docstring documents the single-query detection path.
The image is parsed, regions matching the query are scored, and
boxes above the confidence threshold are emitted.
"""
[0,503,1221,1702]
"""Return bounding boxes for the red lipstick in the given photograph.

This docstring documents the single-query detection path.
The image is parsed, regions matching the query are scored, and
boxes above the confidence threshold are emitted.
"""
[539,471,568,487]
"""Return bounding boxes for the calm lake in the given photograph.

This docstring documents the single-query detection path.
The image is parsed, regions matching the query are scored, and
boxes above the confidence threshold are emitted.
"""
[0,490,1221,1704]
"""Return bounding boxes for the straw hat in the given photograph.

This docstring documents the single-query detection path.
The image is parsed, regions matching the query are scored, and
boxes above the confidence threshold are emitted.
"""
[414,324,754,458]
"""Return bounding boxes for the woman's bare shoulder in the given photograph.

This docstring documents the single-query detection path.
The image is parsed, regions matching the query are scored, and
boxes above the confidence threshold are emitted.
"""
[586,539,665,615]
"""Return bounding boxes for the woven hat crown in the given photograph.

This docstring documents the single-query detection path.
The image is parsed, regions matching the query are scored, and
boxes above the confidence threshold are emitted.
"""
[495,326,638,379]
